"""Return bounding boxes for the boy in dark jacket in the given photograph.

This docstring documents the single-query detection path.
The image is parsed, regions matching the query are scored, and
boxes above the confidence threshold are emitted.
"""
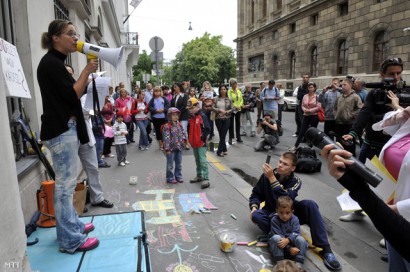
[269,196,307,267]
[249,152,341,271]
[187,98,211,189]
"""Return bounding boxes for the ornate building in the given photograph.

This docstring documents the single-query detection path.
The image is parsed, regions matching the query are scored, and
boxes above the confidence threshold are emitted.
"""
[236,0,410,89]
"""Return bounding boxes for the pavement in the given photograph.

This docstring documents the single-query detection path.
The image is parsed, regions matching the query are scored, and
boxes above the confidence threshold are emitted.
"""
[83,111,389,272]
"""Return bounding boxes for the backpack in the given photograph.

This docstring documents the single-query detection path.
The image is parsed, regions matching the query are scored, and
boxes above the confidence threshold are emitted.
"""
[262,87,279,98]
[295,147,322,173]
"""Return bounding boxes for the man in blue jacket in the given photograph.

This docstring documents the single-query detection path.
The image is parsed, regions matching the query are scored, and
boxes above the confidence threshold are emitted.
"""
[249,152,341,271]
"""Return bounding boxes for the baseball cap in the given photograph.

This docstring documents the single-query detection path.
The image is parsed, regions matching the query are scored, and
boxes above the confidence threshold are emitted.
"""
[186,97,199,109]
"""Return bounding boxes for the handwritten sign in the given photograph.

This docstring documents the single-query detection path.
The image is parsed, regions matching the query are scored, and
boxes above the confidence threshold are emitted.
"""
[0,38,31,98]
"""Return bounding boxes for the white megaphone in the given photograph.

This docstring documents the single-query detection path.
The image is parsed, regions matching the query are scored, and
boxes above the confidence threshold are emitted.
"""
[76,41,124,69]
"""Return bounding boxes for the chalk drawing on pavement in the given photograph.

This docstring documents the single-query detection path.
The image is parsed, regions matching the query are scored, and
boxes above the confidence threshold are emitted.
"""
[177,192,218,213]
[159,244,199,272]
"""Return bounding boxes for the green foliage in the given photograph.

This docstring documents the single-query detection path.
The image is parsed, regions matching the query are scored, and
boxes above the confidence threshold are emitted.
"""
[171,33,236,87]
[133,34,236,89]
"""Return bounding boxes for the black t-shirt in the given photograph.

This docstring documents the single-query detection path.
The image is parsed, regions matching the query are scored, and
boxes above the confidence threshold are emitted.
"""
[262,120,276,135]
[37,49,89,144]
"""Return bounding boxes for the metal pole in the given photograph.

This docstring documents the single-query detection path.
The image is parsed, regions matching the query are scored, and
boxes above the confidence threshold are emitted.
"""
[154,36,160,84]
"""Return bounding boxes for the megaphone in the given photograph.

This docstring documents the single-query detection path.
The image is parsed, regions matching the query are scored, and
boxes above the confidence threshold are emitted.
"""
[76,41,124,69]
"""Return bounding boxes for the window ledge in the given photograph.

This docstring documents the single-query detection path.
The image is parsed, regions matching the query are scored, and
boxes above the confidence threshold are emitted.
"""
[16,156,39,180]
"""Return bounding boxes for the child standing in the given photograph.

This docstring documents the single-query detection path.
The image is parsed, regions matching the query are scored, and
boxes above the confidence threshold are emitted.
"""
[113,112,129,167]
[162,107,186,184]
[186,98,211,189]
[268,196,308,268]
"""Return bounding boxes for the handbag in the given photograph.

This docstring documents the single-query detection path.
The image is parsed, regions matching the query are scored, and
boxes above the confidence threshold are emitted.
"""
[73,181,87,215]
[318,107,325,122]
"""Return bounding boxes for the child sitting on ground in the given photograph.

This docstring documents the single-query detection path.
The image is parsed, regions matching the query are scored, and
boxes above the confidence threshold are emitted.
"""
[113,112,129,167]
[268,196,308,268]
[162,107,186,184]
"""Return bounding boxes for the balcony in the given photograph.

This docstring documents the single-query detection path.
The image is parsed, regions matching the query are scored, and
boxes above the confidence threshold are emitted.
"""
[126,32,139,45]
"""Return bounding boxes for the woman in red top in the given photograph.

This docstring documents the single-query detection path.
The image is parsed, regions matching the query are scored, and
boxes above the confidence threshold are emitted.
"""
[289,82,320,152]
[115,88,135,143]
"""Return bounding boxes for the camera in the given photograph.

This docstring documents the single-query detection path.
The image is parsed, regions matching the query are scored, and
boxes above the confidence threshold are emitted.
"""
[366,78,410,107]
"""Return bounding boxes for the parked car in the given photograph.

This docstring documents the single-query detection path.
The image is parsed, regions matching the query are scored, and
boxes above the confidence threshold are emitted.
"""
[282,89,297,111]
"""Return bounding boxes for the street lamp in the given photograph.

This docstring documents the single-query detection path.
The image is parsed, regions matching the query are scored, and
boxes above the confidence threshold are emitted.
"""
[188,22,193,31]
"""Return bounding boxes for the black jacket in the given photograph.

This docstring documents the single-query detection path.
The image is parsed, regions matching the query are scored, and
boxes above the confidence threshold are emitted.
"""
[171,93,189,121]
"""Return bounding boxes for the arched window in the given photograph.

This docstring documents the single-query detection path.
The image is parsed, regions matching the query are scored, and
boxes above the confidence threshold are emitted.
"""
[310,46,318,77]
[289,51,296,79]
[373,31,388,71]
[337,40,348,75]
[272,55,279,79]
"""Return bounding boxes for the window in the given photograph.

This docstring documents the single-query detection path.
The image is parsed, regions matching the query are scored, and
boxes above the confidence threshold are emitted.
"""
[373,31,389,71]
[248,55,265,72]
[310,47,318,77]
[259,36,263,45]
[272,55,279,79]
[277,0,283,9]
[290,23,296,33]
[272,30,279,40]
[337,40,348,75]
[251,1,255,24]
[339,1,348,16]
[311,13,319,26]
[289,51,296,78]
[262,0,267,17]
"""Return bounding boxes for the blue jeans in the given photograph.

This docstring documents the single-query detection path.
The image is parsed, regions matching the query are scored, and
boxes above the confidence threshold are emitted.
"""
[42,120,86,252]
[166,150,183,182]
[269,234,308,264]
[387,241,410,272]
[136,119,149,147]
[95,135,105,165]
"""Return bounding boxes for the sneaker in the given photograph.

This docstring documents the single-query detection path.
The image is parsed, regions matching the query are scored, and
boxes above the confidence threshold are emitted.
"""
[101,155,105,159]
[166,180,178,184]
[200,180,210,189]
[124,160,130,164]
[292,133,298,137]
[190,176,204,183]
[339,212,365,222]
[176,179,184,183]
[108,154,115,158]
[319,252,341,271]
[91,199,114,208]
[98,162,111,168]
[138,146,143,150]
[119,162,126,167]
[60,238,99,253]
[289,146,297,152]
[379,238,386,248]
[144,146,150,150]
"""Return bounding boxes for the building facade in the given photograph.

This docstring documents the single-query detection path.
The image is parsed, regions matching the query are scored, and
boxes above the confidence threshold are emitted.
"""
[236,0,410,89]
[0,0,139,269]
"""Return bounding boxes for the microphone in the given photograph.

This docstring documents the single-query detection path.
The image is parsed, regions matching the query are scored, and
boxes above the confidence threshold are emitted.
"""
[305,127,382,187]
[365,82,385,89]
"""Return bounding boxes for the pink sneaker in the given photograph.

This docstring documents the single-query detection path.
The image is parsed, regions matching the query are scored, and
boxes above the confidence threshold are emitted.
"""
[77,238,99,252]
[83,223,95,234]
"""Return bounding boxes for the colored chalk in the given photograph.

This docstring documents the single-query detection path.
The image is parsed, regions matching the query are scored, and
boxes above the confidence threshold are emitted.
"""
[247,240,258,246]
[230,213,237,220]
[237,242,248,246]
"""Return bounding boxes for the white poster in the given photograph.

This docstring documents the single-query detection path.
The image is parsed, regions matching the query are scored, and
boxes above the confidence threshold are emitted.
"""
[84,77,111,111]
[0,38,31,98]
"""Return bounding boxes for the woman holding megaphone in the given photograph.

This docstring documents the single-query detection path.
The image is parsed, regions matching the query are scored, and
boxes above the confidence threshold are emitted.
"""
[37,19,100,254]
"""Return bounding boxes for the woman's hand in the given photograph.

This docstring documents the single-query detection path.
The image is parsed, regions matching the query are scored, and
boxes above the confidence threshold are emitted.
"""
[321,144,354,180]
[387,91,401,110]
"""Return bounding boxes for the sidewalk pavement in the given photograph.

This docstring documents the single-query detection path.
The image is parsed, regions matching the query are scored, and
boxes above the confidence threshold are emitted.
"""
[87,142,358,271]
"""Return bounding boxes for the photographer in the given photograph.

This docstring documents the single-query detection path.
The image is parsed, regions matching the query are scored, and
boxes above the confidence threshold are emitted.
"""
[340,57,404,222]
[254,113,279,151]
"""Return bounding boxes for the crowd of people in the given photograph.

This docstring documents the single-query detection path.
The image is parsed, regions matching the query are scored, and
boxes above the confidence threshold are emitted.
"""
[38,18,409,272]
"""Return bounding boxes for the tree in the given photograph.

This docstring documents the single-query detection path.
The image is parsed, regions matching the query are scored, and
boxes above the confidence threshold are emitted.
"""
[171,33,236,88]
[132,50,153,88]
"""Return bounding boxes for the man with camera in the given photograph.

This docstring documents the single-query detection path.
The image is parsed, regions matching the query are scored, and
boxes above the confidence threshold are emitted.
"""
[254,112,279,151]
